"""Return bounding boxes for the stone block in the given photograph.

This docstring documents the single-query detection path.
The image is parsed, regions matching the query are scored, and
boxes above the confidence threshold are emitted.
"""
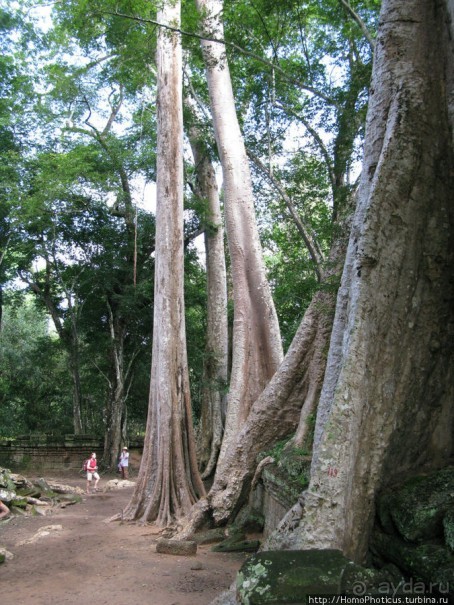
[236,549,353,604]
[156,538,197,556]
[377,468,454,542]
[372,530,454,593]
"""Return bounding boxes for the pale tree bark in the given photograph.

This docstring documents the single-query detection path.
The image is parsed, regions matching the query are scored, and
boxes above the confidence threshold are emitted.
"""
[179,0,454,546]
[123,0,205,526]
[177,225,348,534]
[177,0,362,529]
[208,287,336,525]
[208,8,371,483]
[185,95,229,479]
[278,0,454,563]
[195,0,283,467]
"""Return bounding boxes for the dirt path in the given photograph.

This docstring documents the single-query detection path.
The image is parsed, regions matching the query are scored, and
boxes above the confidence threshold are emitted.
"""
[0,475,246,605]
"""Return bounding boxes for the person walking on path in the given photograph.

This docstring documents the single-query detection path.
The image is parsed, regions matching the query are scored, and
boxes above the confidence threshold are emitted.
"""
[86,452,100,494]
[118,447,129,480]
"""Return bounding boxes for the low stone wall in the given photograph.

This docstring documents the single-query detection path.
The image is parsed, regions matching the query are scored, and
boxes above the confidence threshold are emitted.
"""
[261,465,299,537]
[0,435,143,471]
[260,456,311,538]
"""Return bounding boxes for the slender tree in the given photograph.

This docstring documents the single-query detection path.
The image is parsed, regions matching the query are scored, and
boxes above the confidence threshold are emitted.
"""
[66,90,140,466]
[185,94,229,478]
[196,0,284,469]
[123,0,205,525]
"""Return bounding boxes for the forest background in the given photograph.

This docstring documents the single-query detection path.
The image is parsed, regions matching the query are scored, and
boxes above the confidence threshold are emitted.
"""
[1,0,453,566]
[1,0,372,457]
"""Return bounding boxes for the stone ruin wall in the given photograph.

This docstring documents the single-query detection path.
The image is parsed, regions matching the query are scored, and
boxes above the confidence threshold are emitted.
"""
[0,435,143,472]
[0,435,295,537]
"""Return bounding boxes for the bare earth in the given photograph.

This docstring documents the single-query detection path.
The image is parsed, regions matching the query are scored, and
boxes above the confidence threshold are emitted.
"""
[0,474,247,605]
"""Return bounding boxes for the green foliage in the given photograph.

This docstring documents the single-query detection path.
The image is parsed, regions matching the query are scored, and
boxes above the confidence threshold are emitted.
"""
[258,154,333,348]
[0,0,381,444]
[264,436,310,462]
[0,297,73,436]
[184,249,208,419]
[262,436,312,491]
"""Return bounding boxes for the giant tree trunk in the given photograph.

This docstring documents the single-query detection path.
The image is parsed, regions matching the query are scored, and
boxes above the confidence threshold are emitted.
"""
[177,226,348,537]
[186,98,229,479]
[196,0,283,465]
[123,0,205,526]
[285,0,454,563]
[208,290,335,525]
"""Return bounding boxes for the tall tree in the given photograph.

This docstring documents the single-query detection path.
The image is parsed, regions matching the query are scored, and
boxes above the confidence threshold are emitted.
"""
[176,0,376,530]
[268,0,454,562]
[196,0,284,470]
[123,0,205,525]
[66,89,142,466]
[185,94,229,478]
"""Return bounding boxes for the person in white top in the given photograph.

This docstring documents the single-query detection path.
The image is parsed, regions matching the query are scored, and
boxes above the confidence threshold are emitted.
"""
[118,447,129,479]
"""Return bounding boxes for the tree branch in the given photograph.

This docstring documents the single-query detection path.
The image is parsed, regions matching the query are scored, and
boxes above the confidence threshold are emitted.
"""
[0,236,10,267]
[103,9,336,106]
[274,100,336,192]
[338,0,375,53]
[247,149,324,282]
[183,68,212,121]
[19,267,66,341]
[92,360,112,388]
[102,84,124,137]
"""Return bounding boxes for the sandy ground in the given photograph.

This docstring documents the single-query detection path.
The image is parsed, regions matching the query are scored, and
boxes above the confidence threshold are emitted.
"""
[0,474,247,605]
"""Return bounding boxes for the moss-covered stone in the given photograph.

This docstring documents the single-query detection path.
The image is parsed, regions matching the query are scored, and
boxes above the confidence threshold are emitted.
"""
[342,562,405,595]
[372,530,454,593]
[0,489,16,503]
[443,510,454,551]
[236,550,353,604]
[16,487,42,498]
[276,450,311,489]
[57,493,82,504]
[0,468,16,493]
[377,468,454,542]
[34,478,52,493]
[262,464,308,512]
[212,536,260,553]
[193,528,227,545]
[11,497,28,508]
[10,505,27,515]
[231,506,265,534]
[259,441,311,511]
